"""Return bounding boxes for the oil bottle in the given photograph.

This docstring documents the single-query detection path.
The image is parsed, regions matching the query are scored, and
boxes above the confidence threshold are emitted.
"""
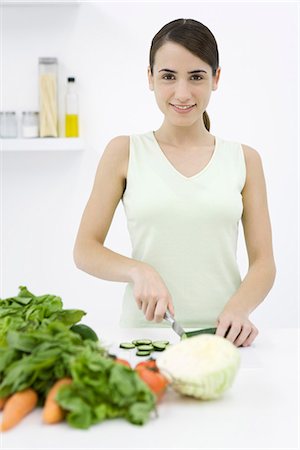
[65,77,79,137]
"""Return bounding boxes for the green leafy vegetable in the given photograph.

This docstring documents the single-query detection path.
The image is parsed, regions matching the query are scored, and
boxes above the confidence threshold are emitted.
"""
[0,286,157,427]
[56,349,156,428]
[0,286,86,347]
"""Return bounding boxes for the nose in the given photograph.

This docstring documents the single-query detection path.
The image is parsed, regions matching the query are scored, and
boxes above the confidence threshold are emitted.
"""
[174,79,192,103]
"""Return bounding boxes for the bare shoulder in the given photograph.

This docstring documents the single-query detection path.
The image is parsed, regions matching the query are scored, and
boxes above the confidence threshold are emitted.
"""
[106,134,130,150]
[241,143,262,164]
[241,143,266,196]
[241,143,264,179]
[242,144,261,162]
[102,135,130,179]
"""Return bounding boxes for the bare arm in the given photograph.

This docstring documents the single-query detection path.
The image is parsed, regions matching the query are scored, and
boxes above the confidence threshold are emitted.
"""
[73,135,175,320]
[216,144,276,346]
[73,135,142,282]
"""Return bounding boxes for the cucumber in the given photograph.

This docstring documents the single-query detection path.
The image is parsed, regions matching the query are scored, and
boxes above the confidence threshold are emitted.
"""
[184,327,217,338]
[119,342,136,349]
[136,350,152,356]
[136,344,154,351]
[70,324,98,342]
[152,340,169,346]
[157,340,169,345]
[134,339,153,345]
[152,342,167,351]
[119,337,171,355]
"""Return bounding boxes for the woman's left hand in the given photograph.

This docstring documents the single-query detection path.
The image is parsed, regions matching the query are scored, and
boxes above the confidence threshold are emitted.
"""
[215,308,259,347]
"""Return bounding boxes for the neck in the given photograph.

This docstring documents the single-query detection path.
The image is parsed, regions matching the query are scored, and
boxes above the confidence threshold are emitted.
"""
[154,120,212,147]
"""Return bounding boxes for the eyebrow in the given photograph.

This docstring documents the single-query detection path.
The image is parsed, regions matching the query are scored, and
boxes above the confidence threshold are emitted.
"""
[158,69,207,74]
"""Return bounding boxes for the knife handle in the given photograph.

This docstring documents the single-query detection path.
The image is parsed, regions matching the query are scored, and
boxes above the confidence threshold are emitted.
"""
[164,309,175,323]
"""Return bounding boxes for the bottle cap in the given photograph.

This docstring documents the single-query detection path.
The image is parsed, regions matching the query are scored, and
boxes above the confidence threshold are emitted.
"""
[67,77,75,82]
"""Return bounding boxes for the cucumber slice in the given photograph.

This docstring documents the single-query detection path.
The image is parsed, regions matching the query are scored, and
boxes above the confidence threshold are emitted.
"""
[136,344,154,351]
[135,339,153,345]
[152,340,169,346]
[136,350,151,356]
[152,342,167,351]
[119,342,136,349]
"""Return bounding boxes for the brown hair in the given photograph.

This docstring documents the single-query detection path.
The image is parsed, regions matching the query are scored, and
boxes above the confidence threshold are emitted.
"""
[149,18,219,131]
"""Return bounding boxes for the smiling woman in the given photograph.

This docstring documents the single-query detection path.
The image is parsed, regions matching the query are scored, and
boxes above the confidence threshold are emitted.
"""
[73,18,276,348]
[147,18,220,135]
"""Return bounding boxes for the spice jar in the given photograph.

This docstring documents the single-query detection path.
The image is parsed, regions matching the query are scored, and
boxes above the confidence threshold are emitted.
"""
[22,112,39,138]
[38,57,58,137]
[0,112,18,138]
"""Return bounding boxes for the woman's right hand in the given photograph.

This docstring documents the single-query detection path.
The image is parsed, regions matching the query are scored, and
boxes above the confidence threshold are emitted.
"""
[129,263,175,323]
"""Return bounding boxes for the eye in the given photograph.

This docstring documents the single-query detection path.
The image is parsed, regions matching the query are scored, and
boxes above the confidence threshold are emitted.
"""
[162,74,175,80]
[162,74,204,81]
[191,75,204,81]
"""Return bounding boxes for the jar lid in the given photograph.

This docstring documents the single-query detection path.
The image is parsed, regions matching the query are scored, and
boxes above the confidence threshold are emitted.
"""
[22,111,39,115]
[39,57,58,64]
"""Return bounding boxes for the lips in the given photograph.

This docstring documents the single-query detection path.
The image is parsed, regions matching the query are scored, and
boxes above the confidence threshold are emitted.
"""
[170,103,196,108]
[170,103,196,113]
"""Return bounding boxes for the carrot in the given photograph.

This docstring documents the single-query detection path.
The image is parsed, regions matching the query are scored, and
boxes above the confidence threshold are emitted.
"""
[42,378,72,424]
[0,388,38,431]
[0,397,9,411]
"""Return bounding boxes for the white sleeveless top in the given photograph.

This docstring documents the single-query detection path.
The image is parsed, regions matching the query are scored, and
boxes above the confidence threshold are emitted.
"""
[119,130,246,328]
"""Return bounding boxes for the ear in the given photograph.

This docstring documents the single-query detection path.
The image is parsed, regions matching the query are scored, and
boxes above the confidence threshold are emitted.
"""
[212,66,221,91]
[148,66,154,91]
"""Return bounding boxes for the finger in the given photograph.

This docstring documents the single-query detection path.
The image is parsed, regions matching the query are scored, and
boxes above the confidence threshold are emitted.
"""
[141,300,148,315]
[234,325,252,347]
[154,300,168,323]
[145,300,157,321]
[225,324,242,344]
[216,320,231,338]
[167,301,175,316]
[136,298,142,310]
[242,327,259,347]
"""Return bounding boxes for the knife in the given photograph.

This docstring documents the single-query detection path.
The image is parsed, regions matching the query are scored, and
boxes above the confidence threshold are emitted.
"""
[163,309,186,338]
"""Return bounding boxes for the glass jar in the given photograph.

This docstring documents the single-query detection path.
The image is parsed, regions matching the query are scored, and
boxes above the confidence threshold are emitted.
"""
[38,57,58,137]
[0,112,18,138]
[22,112,39,138]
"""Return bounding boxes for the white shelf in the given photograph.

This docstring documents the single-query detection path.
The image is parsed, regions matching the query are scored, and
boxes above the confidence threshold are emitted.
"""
[0,137,84,152]
[1,1,81,5]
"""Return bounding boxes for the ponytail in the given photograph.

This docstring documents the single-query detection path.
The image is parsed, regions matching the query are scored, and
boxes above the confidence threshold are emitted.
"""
[203,111,210,131]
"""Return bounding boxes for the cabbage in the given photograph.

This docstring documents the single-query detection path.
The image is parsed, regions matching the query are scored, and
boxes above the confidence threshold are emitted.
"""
[156,334,240,400]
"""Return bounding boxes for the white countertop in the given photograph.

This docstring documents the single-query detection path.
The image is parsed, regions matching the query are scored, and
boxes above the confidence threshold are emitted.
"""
[1,328,299,450]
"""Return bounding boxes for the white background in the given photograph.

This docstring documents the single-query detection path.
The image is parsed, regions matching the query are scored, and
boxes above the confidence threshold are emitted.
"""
[1,1,299,331]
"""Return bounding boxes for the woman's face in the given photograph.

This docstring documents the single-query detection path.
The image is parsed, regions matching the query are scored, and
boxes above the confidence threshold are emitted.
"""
[148,41,221,127]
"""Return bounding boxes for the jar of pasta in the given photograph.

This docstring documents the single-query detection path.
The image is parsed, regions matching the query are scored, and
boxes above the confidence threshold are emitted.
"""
[38,57,58,137]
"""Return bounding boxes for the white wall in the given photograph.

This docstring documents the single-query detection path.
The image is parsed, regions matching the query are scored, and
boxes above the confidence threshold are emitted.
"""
[1,1,298,331]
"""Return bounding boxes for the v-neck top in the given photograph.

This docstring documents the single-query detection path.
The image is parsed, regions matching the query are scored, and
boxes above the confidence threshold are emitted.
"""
[119,130,246,328]
[151,130,219,180]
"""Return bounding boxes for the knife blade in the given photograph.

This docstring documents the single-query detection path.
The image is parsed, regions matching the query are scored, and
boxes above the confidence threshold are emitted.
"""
[163,309,186,338]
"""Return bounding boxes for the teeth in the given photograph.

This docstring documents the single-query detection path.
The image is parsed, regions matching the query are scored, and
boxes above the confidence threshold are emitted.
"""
[172,104,194,109]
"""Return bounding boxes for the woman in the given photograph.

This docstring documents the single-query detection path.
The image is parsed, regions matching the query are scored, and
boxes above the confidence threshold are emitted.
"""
[73,18,276,347]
